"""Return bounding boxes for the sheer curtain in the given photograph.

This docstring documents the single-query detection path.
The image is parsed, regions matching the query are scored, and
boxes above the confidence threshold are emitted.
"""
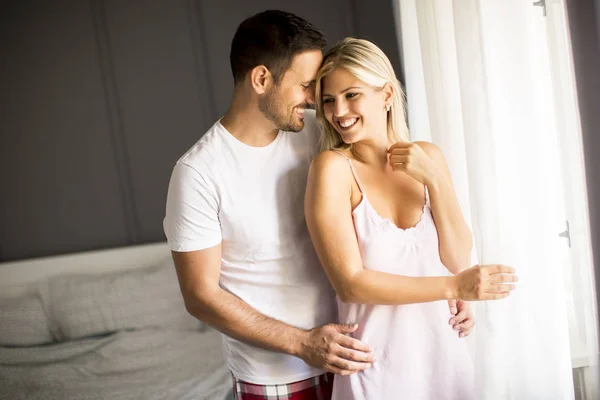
[394,0,575,398]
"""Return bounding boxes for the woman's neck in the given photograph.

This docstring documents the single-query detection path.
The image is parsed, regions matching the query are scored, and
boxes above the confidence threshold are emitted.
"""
[350,137,392,170]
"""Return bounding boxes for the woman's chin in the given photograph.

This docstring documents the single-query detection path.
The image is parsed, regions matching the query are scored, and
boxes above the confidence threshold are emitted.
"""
[339,133,359,145]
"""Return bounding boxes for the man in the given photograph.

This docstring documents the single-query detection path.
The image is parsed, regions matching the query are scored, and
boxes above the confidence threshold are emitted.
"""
[163,10,474,399]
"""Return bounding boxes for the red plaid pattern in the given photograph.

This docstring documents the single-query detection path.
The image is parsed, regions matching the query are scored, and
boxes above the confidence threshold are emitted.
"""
[232,372,334,400]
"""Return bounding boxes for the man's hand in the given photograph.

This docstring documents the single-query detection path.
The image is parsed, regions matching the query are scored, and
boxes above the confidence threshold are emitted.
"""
[296,324,374,375]
[448,300,475,338]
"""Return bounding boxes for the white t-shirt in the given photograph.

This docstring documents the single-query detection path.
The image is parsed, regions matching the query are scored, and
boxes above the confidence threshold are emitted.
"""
[163,110,336,385]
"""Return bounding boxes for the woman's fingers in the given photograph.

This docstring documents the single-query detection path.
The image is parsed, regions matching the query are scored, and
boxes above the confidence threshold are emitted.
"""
[486,283,516,293]
[486,292,511,300]
[456,264,518,301]
[489,273,519,284]
[448,299,458,316]
[482,265,518,297]
[485,268,517,294]
[484,265,518,296]
[389,155,409,164]
[387,142,413,154]
[485,264,516,275]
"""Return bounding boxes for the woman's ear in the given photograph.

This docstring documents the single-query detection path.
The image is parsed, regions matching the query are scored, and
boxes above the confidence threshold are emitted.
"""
[250,65,272,95]
[382,82,395,105]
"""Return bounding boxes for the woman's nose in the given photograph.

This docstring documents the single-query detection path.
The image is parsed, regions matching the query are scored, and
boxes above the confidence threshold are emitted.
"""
[333,100,349,117]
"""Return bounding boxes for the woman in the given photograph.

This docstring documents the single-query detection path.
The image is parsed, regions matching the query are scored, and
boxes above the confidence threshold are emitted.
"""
[305,38,518,399]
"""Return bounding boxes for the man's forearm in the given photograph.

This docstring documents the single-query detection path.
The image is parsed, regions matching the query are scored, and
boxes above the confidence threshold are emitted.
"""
[185,287,307,357]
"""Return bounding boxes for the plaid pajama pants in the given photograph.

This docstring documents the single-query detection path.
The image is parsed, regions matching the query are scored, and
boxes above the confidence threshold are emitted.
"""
[231,372,334,400]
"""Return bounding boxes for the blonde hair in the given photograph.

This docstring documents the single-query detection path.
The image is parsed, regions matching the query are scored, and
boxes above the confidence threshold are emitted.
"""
[315,38,409,151]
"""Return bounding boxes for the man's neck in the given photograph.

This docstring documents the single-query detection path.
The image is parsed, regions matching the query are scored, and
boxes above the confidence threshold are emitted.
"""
[220,92,279,147]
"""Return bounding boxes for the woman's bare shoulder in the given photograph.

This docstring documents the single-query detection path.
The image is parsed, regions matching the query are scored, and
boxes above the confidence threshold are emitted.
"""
[308,150,355,194]
[311,149,352,174]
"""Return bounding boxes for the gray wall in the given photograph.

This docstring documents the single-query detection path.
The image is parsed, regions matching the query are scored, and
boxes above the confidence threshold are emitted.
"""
[0,0,400,261]
[565,0,600,352]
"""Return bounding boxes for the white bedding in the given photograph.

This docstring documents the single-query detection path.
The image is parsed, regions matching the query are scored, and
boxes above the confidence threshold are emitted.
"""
[0,329,231,400]
[0,242,233,400]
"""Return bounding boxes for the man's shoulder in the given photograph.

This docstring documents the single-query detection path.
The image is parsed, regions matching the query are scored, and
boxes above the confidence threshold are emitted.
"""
[177,121,226,172]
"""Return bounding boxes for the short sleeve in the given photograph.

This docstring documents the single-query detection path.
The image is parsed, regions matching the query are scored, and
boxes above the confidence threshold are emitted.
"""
[163,162,222,252]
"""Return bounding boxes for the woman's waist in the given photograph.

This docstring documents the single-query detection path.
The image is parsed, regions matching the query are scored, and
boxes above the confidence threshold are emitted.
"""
[336,301,466,357]
[336,299,454,334]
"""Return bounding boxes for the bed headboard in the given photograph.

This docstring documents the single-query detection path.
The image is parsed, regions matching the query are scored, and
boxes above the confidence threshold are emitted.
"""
[0,242,171,297]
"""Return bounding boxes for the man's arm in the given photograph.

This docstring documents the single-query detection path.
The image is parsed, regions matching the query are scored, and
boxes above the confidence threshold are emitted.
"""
[172,244,375,375]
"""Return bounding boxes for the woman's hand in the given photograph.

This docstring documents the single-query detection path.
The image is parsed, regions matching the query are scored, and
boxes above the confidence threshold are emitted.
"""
[448,300,475,338]
[453,265,518,301]
[387,142,441,186]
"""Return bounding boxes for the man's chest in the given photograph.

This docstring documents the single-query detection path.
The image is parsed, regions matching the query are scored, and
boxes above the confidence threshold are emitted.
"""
[216,159,310,247]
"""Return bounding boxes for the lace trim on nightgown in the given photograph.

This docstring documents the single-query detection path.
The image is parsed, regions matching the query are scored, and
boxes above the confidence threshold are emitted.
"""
[332,150,431,242]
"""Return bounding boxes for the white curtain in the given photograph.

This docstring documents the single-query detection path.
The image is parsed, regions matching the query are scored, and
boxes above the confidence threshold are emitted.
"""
[395,0,575,398]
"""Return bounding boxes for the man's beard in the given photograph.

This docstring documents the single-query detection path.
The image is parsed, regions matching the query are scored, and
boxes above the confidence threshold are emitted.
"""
[259,86,306,132]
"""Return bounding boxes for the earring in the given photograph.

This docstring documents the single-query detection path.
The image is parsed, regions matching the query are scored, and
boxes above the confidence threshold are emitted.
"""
[385,104,391,112]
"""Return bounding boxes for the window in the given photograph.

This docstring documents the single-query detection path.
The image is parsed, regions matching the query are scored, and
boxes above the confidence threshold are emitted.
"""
[534,1,599,398]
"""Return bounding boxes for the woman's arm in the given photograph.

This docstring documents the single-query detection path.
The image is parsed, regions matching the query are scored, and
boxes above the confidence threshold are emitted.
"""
[388,142,472,274]
[305,151,455,304]
[305,151,514,304]
[417,142,473,274]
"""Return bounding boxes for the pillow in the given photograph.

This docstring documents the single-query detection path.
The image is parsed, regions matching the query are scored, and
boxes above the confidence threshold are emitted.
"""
[43,258,203,340]
[0,291,54,346]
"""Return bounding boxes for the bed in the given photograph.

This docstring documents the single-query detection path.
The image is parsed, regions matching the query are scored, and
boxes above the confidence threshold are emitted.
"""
[0,242,233,400]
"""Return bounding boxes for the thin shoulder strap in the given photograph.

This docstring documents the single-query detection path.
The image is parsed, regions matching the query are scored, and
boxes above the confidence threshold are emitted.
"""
[332,150,365,193]
[424,185,430,206]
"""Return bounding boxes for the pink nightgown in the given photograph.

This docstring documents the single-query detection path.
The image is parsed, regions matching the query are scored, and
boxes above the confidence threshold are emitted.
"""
[331,152,474,400]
